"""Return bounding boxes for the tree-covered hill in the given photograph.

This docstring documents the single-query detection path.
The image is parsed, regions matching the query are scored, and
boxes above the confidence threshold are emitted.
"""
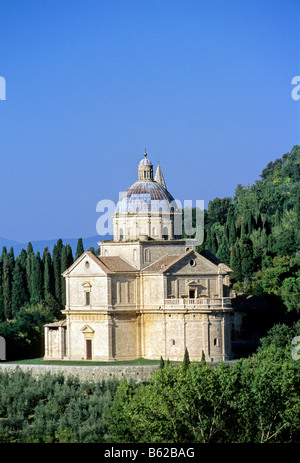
[197,145,299,312]
[200,145,299,279]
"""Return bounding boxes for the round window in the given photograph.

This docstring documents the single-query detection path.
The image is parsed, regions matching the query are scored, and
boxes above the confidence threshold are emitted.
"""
[85,261,90,269]
[190,259,196,267]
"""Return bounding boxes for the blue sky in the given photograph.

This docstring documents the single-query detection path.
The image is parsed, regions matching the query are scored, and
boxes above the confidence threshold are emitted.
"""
[0,0,299,243]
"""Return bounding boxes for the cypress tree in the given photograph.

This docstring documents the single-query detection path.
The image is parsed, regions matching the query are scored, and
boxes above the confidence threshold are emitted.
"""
[2,247,13,319]
[75,238,84,260]
[183,347,190,370]
[42,247,54,299]
[27,242,34,254]
[228,215,237,245]
[60,244,73,306]
[230,242,243,282]
[0,258,4,322]
[216,232,230,265]
[0,284,4,322]
[8,247,15,270]
[240,217,246,239]
[65,244,74,268]
[159,356,165,370]
[18,249,27,271]
[30,251,43,304]
[240,237,255,279]
[52,239,63,303]
[26,242,34,299]
[216,242,230,265]
[206,228,218,255]
[88,247,97,256]
[11,259,28,316]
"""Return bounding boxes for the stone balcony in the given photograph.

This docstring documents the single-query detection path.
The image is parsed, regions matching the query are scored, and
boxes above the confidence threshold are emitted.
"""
[164,297,232,310]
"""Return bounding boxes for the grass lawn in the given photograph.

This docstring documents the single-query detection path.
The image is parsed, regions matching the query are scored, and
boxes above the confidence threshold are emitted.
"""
[5,357,164,366]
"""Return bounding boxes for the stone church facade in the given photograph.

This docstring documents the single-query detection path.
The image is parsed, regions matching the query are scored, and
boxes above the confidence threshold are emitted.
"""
[44,153,233,362]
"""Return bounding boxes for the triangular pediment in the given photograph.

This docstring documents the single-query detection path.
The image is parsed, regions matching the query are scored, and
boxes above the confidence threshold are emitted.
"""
[62,251,110,277]
[165,250,222,275]
[187,279,199,286]
[80,324,95,334]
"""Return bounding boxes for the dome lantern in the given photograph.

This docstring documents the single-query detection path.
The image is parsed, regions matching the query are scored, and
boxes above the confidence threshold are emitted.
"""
[138,152,153,181]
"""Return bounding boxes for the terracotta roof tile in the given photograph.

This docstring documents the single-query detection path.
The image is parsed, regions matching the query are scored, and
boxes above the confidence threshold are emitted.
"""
[84,251,114,274]
[45,320,67,328]
[98,256,137,273]
[142,249,194,273]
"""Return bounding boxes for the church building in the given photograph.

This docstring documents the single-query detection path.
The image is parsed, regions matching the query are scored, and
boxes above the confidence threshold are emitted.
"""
[44,153,233,362]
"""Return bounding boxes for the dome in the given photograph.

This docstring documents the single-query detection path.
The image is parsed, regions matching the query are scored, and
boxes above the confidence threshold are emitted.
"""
[139,157,153,166]
[116,180,178,213]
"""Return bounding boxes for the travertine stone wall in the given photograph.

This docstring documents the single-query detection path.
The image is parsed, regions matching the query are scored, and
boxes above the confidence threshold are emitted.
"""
[113,313,138,360]
[140,311,231,362]
[0,363,159,382]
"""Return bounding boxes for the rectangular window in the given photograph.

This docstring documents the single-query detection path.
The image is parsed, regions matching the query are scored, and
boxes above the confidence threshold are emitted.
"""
[86,340,92,360]
[85,292,90,305]
[189,289,196,299]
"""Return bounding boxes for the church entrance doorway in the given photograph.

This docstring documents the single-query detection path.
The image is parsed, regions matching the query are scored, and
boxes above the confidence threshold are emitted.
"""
[86,339,92,360]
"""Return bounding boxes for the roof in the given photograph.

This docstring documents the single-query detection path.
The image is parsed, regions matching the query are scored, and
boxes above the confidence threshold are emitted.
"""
[154,164,167,189]
[98,256,137,273]
[45,320,67,328]
[115,180,177,213]
[200,250,233,273]
[139,157,153,166]
[62,251,137,276]
[142,249,233,274]
[142,249,194,273]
